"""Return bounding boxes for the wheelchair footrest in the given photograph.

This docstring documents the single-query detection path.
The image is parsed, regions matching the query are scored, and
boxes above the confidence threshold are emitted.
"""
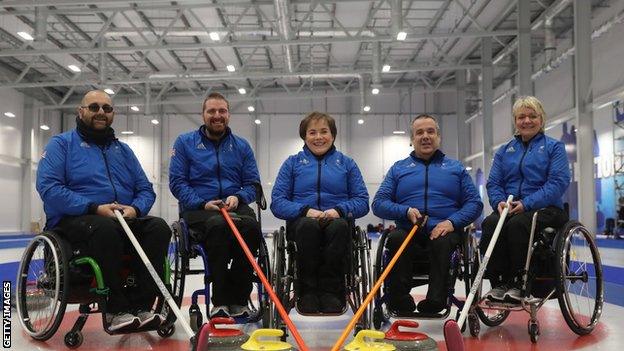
[388,309,451,320]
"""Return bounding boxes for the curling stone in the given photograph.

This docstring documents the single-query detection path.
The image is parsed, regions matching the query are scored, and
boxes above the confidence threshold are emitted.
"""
[383,320,437,351]
[241,329,297,350]
[195,317,249,350]
[344,329,396,351]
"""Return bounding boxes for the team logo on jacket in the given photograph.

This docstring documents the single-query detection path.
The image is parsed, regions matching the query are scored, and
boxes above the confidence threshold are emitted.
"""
[506,146,515,153]
[336,158,341,166]
[197,143,206,150]
[301,158,309,165]
[408,162,416,167]
[228,142,233,152]
[538,145,545,153]
[80,142,90,148]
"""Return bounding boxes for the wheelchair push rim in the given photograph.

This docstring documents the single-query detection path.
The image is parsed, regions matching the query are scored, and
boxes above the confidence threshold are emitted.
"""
[16,233,68,340]
[556,221,604,335]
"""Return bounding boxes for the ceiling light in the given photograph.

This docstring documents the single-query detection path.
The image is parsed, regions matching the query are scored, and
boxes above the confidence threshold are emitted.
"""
[4,112,16,118]
[238,88,246,95]
[67,64,81,72]
[130,106,139,112]
[382,65,391,72]
[40,124,50,131]
[357,119,364,125]
[226,65,236,72]
[254,119,261,124]
[371,88,380,95]
[248,105,255,112]
[17,31,34,41]
[363,105,371,112]
[396,31,407,41]
[209,32,220,41]
[121,130,134,135]
[393,130,406,135]
[103,88,115,95]
[151,119,159,125]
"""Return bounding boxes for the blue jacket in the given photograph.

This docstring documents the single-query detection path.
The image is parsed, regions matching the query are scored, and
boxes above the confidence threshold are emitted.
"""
[487,133,570,211]
[372,150,483,232]
[169,127,260,212]
[271,146,369,220]
[36,129,156,229]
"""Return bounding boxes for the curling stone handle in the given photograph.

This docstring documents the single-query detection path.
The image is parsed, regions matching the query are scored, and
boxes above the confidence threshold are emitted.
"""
[388,320,420,334]
[209,317,236,329]
[355,329,386,343]
[249,328,284,339]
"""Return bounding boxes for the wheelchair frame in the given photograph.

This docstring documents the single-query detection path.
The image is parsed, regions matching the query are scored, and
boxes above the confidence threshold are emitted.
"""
[270,218,373,338]
[169,183,272,331]
[372,225,480,330]
[472,210,604,343]
[15,230,176,349]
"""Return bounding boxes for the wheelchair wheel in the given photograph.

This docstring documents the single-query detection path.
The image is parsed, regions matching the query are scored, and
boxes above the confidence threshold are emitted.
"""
[251,236,271,324]
[157,222,186,331]
[352,226,372,330]
[555,221,603,335]
[471,234,510,327]
[270,226,288,329]
[16,232,69,341]
[372,230,390,329]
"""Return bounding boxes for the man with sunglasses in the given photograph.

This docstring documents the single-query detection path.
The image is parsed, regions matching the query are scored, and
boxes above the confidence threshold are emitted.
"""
[36,90,171,332]
[169,92,261,318]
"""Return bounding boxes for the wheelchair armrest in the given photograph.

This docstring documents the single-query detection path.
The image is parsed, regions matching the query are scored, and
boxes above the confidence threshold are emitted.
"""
[253,182,267,211]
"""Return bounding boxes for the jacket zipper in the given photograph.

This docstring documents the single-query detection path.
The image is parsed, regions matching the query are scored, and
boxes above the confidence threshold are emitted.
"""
[518,143,529,197]
[316,158,322,209]
[215,141,223,199]
[100,146,118,202]
[424,162,429,215]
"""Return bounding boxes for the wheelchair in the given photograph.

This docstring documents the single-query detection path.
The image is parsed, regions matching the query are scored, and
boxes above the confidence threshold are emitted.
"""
[472,211,604,343]
[169,184,272,330]
[270,218,373,337]
[15,230,178,348]
[372,225,480,330]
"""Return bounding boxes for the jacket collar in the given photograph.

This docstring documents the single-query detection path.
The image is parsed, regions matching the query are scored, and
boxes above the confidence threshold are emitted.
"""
[410,149,445,164]
[198,125,232,143]
[302,144,337,160]
[513,131,544,145]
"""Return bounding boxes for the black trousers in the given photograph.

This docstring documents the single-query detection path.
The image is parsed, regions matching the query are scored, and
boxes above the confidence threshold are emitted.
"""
[183,204,260,306]
[385,228,460,303]
[56,215,171,313]
[287,217,349,296]
[480,206,567,285]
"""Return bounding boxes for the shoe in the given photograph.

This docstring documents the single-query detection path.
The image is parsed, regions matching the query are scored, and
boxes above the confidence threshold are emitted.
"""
[319,293,344,313]
[416,299,446,314]
[229,304,251,318]
[298,293,320,313]
[136,310,164,328]
[485,284,509,301]
[387,294,416,314]
[209,305,230,318]
[503,287,524,302]
[106,312,139,331]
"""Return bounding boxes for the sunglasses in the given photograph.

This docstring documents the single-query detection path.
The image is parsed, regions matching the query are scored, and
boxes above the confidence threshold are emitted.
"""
[82,103,114,113]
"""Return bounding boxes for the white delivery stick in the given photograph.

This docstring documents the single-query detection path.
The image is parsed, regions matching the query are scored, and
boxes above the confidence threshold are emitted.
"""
[113,210,195,339]
[456,195,513,329]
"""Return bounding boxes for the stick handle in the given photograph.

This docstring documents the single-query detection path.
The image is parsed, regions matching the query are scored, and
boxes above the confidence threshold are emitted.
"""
[113,210,195,339]
[456,195,513,328]
[331,220,425,351]
[219,208,308,351]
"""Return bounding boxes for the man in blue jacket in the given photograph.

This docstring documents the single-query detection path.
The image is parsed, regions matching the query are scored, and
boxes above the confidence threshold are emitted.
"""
[169,92,261,318]
[36,90,171,331]
[372,114,483,314]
